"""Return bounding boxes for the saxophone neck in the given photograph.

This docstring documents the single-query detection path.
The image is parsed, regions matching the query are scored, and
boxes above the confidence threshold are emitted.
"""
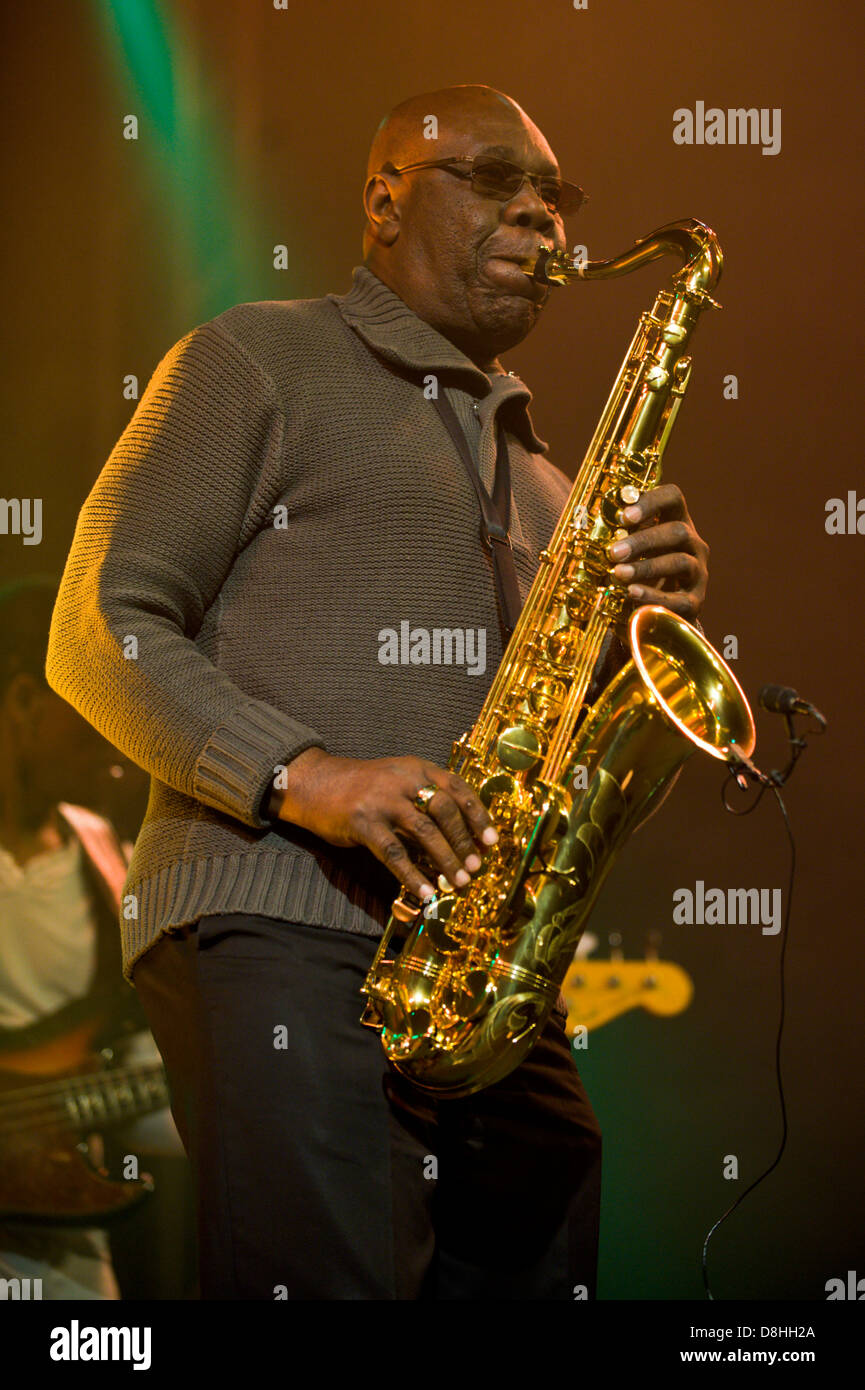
[527,218,723,304]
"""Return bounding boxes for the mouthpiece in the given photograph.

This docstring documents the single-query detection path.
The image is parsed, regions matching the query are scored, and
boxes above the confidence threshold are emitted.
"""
[519,246,580,286]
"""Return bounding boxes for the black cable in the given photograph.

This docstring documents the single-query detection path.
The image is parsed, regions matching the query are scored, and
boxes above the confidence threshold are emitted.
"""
[701,765,798,1298]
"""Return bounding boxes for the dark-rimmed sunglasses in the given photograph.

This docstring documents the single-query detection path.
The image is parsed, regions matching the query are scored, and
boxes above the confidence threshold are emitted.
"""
[381,154,588,216]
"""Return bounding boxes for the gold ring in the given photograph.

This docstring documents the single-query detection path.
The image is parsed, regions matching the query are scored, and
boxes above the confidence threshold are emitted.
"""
[413,785,438,813]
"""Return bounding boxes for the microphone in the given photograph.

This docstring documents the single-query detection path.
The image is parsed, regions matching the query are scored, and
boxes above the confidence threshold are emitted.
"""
[759,685,826,727]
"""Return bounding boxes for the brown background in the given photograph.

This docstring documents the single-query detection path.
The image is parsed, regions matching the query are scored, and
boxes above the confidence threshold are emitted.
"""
[2,0,863,1299]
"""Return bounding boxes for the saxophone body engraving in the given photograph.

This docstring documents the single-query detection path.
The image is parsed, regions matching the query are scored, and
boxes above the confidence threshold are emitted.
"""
[360,219,756,1097]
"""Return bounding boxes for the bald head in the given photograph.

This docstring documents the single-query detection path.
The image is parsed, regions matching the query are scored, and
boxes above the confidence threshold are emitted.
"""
[366,86,541,178]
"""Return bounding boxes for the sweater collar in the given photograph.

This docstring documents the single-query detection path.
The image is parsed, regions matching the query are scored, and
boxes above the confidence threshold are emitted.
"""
[328,265,549,455]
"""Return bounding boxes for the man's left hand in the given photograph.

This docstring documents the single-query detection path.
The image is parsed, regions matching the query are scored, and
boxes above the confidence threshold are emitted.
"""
[607,483,708,622]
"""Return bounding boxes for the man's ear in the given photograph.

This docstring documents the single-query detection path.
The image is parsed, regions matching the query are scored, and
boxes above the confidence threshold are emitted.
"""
[363,168,401,249]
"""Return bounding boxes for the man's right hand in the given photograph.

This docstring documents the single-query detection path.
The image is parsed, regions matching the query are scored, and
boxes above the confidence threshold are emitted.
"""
[268,747,498,904]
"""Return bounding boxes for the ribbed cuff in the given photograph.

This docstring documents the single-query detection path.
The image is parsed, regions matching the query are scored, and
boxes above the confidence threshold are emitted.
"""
[194,700,325,828]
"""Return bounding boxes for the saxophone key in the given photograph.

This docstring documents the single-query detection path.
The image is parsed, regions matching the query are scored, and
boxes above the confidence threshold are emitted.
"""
[478,771,516,806]
[495,724,543,772]
[529,676,568,723]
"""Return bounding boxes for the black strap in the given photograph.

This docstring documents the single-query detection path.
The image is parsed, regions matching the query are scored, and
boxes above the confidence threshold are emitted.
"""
[431,391,523,645]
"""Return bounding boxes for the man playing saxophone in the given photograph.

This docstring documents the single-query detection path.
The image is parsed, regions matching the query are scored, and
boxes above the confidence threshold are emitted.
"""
[46,84,710,1299]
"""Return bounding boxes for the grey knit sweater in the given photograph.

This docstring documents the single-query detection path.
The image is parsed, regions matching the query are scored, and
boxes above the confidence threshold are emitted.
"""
[47,265,591,980]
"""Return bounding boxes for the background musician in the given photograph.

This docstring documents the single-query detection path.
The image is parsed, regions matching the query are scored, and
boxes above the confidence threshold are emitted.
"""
[0,577,194,1299]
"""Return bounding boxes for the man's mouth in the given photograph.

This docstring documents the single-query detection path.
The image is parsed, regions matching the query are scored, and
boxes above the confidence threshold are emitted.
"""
[481,253,549,296]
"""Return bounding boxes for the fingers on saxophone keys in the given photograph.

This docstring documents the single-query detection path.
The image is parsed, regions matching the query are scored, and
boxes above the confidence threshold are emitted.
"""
[617,552,699,586]
[405,781,495,891]
[438,814,486,880]
[443,772,498,852]
[401,804,476,893]
[374,830,437,903]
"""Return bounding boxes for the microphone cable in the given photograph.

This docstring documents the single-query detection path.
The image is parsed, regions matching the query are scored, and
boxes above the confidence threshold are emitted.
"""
[700,702,824,1299]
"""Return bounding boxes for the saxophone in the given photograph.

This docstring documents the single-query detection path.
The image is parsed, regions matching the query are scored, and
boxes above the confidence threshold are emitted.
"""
[360,218,756,1097]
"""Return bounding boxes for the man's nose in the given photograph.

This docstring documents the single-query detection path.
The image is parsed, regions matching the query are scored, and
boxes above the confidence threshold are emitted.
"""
[501,179,557,233]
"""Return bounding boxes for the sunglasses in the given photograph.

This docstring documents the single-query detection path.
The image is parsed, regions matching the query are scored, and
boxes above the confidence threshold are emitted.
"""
[382,154,588,217]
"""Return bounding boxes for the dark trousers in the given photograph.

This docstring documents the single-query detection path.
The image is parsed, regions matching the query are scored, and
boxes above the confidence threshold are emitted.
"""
[132,912,602,1300]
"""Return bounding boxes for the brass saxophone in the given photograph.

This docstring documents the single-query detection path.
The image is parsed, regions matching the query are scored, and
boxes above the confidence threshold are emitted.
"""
[360,218,756,1097]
